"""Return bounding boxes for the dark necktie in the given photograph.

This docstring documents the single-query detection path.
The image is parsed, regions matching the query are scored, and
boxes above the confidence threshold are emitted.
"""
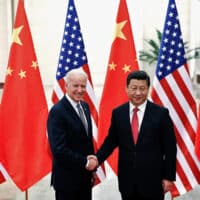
[131,107,139,144]
[77,103,88,134]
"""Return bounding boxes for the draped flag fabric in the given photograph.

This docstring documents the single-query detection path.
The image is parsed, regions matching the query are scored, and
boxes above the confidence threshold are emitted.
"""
[98,0,139,174]
[0,148,5,185]
[0,0,51,191]
[0,171,5,184]
[51,0,105,183]
[151,0,200,197]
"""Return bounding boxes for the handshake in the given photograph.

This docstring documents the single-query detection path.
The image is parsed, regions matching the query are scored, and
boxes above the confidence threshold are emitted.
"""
[85,155,99,171]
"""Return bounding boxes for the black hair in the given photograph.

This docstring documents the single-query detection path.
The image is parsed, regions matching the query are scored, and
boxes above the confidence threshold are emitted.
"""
[126,70,150,87]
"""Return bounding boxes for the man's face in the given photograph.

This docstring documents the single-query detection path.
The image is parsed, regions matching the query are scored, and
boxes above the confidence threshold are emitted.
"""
[66,74,87,102]
[126,79,149,106]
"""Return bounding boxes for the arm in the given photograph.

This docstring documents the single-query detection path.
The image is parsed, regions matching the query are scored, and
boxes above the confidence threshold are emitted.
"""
[96,110,119,165]
[161,109,177,182]
[47,108,87,169]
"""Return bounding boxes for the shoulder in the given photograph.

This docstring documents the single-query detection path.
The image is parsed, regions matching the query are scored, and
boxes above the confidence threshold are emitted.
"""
[112,102,129,114]
[147,100,169,114]
[48,96,68,116]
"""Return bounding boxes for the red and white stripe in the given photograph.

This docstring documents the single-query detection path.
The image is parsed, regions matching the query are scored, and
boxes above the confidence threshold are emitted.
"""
[151,64,200,196]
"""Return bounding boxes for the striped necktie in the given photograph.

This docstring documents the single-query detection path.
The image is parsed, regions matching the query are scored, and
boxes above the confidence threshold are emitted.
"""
[77,103,88,134]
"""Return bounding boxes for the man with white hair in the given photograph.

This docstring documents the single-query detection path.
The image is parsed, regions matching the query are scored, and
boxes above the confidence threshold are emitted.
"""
[47,68,97,200]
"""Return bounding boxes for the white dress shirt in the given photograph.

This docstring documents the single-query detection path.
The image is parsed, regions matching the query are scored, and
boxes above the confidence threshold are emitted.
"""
[129,100,147,131]
[65,94,80,114]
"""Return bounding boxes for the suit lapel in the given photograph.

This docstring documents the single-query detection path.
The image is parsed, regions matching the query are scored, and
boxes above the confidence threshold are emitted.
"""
[137,101,152,144]
[124,103,133,135]
[120,103,135,146]
[61,96,79,120]
[61,97,90,138]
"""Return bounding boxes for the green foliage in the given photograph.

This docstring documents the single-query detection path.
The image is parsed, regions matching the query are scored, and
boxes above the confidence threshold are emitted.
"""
[139,29,200,65]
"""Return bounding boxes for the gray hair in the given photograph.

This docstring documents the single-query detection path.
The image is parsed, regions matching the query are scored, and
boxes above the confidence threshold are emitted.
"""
[65,68,88,84]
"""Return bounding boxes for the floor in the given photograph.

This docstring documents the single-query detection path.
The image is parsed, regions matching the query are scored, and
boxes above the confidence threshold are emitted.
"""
[0,169,200,200]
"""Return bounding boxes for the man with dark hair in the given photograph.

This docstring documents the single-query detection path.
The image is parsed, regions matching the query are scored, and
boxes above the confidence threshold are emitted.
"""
[95,70,177,200]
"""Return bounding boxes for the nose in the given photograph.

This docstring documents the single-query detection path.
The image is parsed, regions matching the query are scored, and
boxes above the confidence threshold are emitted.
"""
[135,89,142,95]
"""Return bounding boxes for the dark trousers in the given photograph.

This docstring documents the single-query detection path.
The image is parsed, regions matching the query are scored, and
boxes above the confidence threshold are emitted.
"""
[55,184,92,200]
[121,185,164,200]
[121,193,164,200]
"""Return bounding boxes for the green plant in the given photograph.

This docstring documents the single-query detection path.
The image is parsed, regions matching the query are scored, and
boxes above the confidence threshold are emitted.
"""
[139,29,200,65]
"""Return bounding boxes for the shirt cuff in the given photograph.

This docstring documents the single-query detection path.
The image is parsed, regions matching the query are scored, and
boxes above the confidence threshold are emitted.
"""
[86,159,90,168]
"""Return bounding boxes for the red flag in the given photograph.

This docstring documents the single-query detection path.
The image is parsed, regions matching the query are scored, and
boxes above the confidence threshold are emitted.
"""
[0,171,5,184]
[51,0,105,183]
[0,0,51,191]
[0,117,5,184]
[195,105,200,160]
[98,0,139,174]
[151,0,200,197]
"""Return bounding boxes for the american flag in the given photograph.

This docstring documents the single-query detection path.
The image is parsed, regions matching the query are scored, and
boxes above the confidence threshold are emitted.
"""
[151,0,200,197]
[51,0,105,182]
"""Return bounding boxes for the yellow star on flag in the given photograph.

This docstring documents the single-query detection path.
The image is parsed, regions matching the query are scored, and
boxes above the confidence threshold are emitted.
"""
[12,25,23,45]
[122,64,131,73]
[31,61,38,70]
[6,67,14,76]
[18,69,26,79]
[109,62,117,71]
[113,20,127,42]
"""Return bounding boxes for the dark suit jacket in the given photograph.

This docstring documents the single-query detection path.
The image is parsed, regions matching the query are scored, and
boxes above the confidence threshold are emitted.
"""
[47,96,94,191]
[97,100,177,197]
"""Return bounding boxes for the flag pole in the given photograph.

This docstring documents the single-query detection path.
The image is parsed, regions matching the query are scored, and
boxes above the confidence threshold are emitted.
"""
[25,190,28,200]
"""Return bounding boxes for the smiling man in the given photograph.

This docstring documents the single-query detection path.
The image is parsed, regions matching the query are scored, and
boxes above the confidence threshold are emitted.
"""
[96,70,177,200]
[47,68,98,200]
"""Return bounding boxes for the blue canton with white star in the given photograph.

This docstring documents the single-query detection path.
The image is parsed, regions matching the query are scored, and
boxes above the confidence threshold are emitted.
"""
[56,0,88,80]
[156,0,186,80]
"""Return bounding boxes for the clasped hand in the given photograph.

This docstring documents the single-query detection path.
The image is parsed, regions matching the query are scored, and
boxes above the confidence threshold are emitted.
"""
[85,155,98,171]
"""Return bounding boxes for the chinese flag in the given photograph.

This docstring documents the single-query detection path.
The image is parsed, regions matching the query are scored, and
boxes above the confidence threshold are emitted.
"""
[195,104,200,160]
[98,0,139,174]
[0,0,51,191]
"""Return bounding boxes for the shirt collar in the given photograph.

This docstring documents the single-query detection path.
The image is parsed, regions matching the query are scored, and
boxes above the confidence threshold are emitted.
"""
[65,94,80,108]
[129,100,147,113]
